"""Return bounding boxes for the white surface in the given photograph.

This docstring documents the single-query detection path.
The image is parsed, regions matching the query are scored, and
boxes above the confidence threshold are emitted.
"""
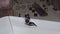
[0,16,60,34]
[0,17,13,34]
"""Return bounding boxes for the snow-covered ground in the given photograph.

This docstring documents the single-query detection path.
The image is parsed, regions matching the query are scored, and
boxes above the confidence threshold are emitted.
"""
[0,16,60,34]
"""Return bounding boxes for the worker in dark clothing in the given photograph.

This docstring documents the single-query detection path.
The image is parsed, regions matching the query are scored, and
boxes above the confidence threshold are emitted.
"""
[25,14,30,24]
[25,14,37,26]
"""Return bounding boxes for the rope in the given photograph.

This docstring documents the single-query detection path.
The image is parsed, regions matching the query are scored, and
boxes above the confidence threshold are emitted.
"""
[8,16,14,34]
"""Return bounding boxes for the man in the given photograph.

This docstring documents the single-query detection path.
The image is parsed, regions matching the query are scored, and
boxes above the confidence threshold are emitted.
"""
[25,14,37,26]
[25,14,30,24]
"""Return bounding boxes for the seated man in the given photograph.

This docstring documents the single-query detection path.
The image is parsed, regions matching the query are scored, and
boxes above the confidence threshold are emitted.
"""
[25,14,30,24]
[25,14,37,26]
